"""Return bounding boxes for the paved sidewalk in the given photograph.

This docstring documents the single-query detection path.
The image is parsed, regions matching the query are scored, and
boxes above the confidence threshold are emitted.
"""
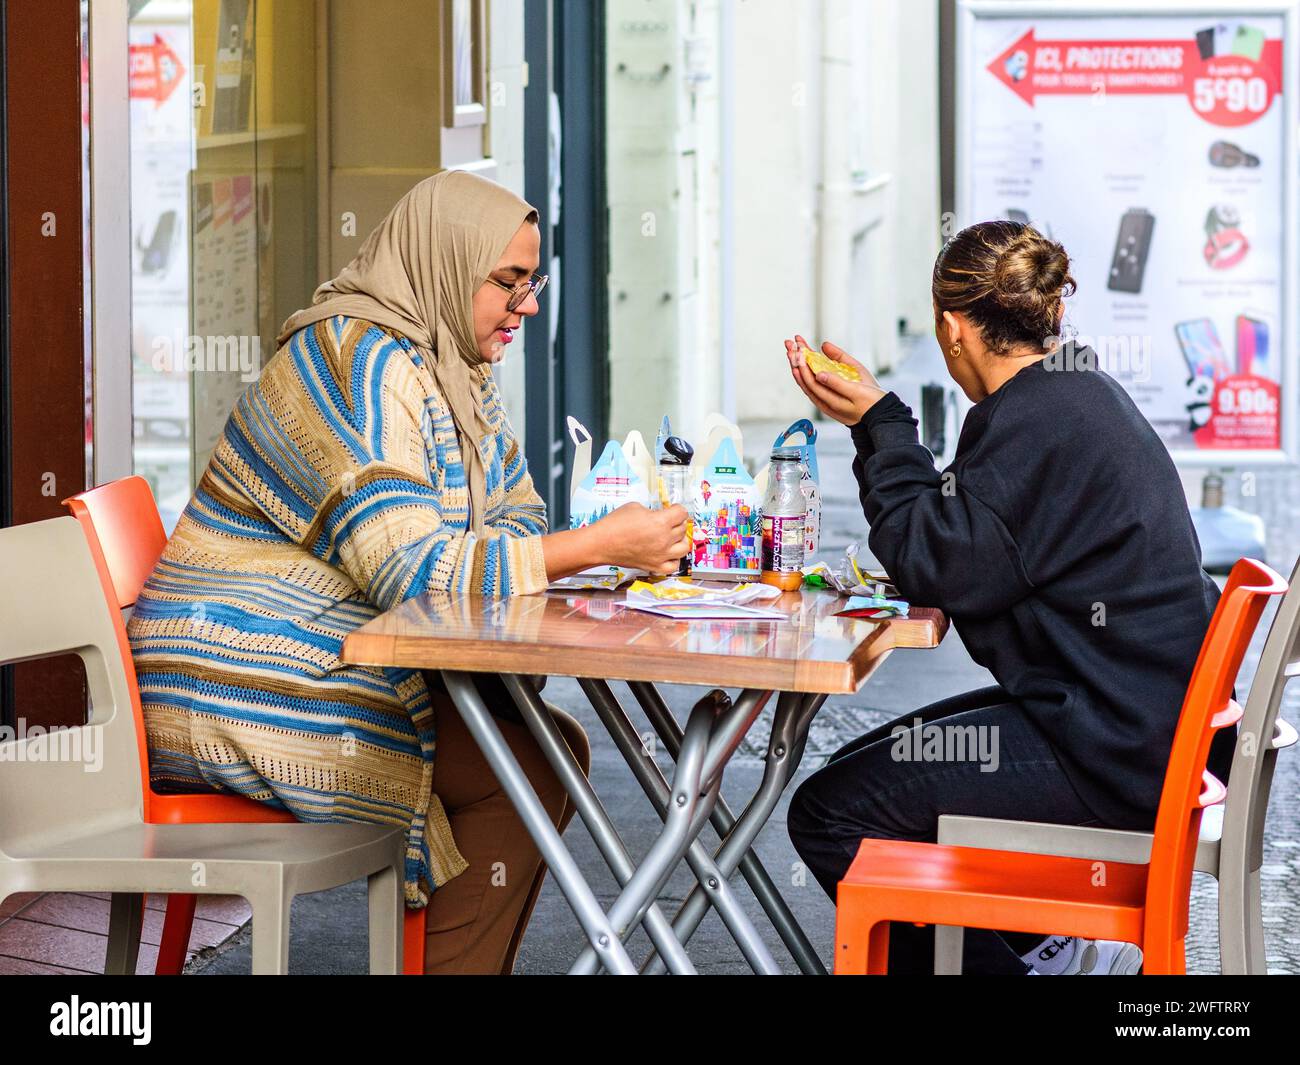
[194,341,1300,975]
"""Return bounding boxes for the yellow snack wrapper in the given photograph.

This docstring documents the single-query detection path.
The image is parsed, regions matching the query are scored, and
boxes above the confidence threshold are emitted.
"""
[801,347,861,382]
[628,579,704,601]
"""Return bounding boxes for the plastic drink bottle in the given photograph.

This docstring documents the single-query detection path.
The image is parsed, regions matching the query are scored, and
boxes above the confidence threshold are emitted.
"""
[761,447,806,591]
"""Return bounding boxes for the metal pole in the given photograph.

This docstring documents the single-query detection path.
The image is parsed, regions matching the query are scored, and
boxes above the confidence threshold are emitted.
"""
[440,671,636,974]
[643,691,813,974]
[629,681,827,974]
[567,685,718,974]
[574,680,780,974]
[500,673,696,975]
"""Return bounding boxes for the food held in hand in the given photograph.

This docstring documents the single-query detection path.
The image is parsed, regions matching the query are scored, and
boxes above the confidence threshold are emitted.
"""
[801,347,861,382]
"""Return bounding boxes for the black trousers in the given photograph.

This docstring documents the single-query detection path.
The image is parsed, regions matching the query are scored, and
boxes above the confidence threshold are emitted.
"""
[787,686,1111,974]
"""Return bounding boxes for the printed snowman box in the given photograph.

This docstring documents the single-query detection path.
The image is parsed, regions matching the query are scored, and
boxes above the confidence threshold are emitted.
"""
[567,417,653,577]
[690,436,762,580]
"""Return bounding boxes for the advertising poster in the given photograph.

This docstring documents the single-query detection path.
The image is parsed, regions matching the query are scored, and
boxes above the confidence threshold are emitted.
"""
[959,3,1297,463]
[128,22,193,528]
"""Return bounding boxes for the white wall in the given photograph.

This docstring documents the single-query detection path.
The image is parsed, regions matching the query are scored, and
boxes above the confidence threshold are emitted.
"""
[487,0,530,437]
[605,0,723,442]
[593,0,944,436]
[890,0,942,336]
[728,0,940,424]
[730,0,822,424]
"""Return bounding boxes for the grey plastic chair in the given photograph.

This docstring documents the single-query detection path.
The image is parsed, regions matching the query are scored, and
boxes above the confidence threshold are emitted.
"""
[935,556,1300,974]
[0,516,407,974]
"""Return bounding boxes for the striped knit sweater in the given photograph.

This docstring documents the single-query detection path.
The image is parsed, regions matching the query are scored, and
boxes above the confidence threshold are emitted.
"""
[126,315,549,906]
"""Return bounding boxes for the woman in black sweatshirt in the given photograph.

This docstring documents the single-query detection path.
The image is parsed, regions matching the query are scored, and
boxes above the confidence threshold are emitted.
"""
[783,220,1224,975]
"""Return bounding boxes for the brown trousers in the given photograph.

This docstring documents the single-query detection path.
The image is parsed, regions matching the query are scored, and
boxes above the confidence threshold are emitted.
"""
[421,687,591,974]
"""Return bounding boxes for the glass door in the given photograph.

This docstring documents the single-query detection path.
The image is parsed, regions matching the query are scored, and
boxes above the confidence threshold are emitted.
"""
[126,0,319,529]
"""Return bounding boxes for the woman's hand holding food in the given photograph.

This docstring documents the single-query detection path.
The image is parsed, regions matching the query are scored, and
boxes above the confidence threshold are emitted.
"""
[784,334,888,425]
[593,502,692,575]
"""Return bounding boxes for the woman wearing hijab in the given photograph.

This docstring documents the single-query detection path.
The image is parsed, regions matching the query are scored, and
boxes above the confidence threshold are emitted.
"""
[126,170,690,974]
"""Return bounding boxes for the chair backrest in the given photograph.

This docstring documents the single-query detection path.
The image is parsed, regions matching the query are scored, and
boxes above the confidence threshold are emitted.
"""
[1222,552,1300,871]
[62,476,167,609]
[1145,558,1287,955]
[0,516,146,847]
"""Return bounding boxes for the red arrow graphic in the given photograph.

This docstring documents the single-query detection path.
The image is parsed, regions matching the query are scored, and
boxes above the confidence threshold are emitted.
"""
[129,33,186,106]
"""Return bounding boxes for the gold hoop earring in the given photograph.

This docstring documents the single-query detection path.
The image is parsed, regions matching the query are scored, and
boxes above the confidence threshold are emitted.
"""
[950,342,962,358]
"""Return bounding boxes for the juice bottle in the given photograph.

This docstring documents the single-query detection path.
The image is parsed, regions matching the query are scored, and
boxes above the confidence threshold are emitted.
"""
[761,447,806,591]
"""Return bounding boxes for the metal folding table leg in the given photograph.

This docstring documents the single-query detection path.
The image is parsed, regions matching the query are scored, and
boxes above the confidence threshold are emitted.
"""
[643,691,825,975]
[567,686,725,975]
[440,671,637,975]
[575,679,782,975]
[500,674,697,975]
[629,680,827,975]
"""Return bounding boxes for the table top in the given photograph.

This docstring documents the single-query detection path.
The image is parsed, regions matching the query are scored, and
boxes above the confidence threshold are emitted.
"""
[341,587,947,695]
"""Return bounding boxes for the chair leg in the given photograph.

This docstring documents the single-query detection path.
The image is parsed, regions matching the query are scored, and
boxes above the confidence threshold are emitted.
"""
[1218,863,1249,974]
[249,890,291,975]
[106,893,145,975]
[155,893,198,975]
[1143,934,1185,975]
[934,924,964,975]
[866,921,891,974]
[366,866,402,975]
[1244,866,1267,974]
[402,907,426,975]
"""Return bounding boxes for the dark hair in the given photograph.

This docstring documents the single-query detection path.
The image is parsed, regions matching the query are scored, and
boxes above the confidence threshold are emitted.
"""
[932,220,1076,355]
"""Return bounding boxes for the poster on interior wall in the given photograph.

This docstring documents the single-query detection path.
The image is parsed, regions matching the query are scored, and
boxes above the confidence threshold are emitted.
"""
[191,172,260,483]
[212,0,255,134]
[127,21,193,529]
[958,2,1298,464]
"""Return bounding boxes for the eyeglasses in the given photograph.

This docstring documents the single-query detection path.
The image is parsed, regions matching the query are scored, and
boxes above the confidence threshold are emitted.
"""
[484,272,549,313]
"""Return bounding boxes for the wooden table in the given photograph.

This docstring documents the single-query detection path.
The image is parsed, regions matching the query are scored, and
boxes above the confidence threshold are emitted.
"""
[343,587,947,975]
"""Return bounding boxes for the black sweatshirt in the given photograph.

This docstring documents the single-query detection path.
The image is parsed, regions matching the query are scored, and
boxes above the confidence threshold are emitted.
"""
[851,351,1228,829]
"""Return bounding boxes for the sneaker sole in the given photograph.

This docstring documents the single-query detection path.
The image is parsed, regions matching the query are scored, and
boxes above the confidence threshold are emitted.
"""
[1076,942,1143,975]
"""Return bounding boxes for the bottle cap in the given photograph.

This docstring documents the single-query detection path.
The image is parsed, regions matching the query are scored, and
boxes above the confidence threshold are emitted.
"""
[663,436,694,466]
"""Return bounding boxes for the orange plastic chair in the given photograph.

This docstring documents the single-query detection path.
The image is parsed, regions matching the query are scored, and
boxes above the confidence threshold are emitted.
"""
[64,477,427,974]
[834,557,1287,975]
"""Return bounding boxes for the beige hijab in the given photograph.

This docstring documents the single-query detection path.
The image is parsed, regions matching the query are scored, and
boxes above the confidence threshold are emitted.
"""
[277,170,537,535]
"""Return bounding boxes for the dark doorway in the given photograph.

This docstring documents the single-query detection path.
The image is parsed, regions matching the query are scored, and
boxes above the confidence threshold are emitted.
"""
[522,0,608,528]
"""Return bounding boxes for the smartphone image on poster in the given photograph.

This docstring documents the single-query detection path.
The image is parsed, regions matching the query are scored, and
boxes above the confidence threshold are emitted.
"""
[138,210,178,275]
[1107,208,1155,294]
[1232,24,1265,61]
[1196,22,1234,59]
[1235,313,1270,377]
[1175,318,1230,381]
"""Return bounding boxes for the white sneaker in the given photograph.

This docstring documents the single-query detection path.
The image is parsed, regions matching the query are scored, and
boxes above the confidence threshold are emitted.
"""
[1051,939,1143,975]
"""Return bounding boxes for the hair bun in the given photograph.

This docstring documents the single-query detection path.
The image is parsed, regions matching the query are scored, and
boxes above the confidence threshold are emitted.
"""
[993,230,1071,305]
[932,220,1077,355]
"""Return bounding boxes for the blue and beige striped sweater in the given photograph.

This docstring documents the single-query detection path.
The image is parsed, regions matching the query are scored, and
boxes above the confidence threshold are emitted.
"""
[126,315,549,906]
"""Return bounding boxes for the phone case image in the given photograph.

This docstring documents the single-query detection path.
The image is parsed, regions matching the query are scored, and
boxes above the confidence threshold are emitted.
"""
[1235,314,1269,377]
[1232,25,1265,61]
[139,210,177,275]
[1196,27,1216,60]
[1175,318,1230,381]
[1107,209,1155,294]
